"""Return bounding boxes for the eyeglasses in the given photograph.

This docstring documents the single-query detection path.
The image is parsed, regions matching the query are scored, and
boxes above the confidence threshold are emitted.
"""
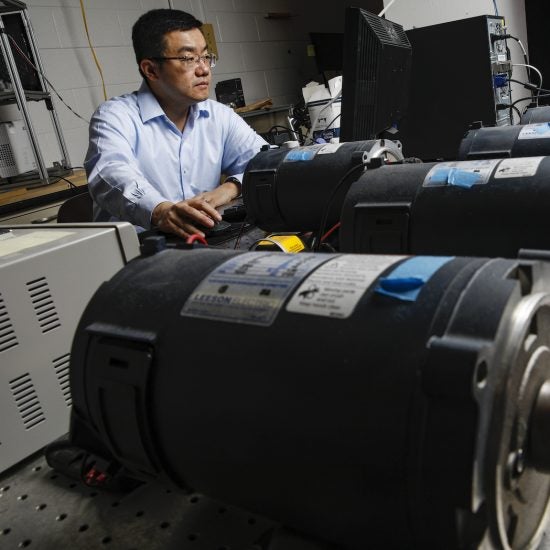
[151,53,217,69]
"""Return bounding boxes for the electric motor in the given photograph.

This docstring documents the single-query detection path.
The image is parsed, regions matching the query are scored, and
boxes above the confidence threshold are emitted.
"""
[520,106,550,124]
[69,247,550,549]
[242,139,403,232]
[340,157,550,257]
[458,124,550,160]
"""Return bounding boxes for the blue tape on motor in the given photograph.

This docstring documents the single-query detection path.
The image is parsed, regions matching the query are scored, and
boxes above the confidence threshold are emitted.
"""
[376,256,454,301]
[534,123,550,135]
[428,167,484,188]
[284,148,318,162]
[447,168,484,188]
[428,167,451,185]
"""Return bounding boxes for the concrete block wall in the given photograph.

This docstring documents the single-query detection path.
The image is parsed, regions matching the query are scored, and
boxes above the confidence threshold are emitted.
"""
[7,0,532,169]
[21,0,313,168]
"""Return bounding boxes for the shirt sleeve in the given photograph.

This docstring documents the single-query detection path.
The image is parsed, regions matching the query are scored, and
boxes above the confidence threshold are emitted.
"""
[220,110,269,183]
[85,104,167,229]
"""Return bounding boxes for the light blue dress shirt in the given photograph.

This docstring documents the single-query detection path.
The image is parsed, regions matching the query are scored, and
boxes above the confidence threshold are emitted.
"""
[85,81,268,229]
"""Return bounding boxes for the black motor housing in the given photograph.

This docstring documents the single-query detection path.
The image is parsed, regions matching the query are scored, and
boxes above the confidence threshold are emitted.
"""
[242,140,403,232]
[340,157,550,256]
[520,105,550,124]
[69,248,550,549]
[458,124,550,160]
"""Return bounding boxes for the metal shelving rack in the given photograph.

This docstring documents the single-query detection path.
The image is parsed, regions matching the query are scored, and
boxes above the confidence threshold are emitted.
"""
[0,0,70,185]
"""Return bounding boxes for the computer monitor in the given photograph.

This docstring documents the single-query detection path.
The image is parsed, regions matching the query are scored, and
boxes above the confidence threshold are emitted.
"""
[340,7,412,141]
[310,32,344,75]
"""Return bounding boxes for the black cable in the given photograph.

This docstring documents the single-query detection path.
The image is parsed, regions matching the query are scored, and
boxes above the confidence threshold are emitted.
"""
[499,34,534,100]
[508,79,550,95]
[510,36,532,99]
[5,33,90,124]
[266,124,305,142]
[233,221,247,249]
[324,112,341,131]
[306,113,341,145]
[55,175,79,190]
[313,162,365,252]
[511,93,550,109]
[512,104,522,121]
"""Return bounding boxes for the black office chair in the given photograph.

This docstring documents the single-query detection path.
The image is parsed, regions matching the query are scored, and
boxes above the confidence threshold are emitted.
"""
[57,191,93,223]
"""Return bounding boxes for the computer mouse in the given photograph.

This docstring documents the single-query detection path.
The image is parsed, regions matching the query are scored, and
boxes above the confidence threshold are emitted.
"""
[199,219,232,237]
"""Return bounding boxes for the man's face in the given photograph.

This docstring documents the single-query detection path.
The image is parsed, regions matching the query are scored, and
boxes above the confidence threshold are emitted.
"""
[151,28,211,106]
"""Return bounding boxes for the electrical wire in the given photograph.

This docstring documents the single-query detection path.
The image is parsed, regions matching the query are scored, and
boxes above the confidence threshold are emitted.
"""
[508,79,550,95]
[266,124,306,143]
[305,88,342,145]
[492,0,499,16]
[505,35,533,102]
[320,113,341,137]
[233,222,249,249]
[305,113,341,145]
[6,34,89,124]
[507,79,550,122]
[186,234,208,245]
[511,93,550,110]
[513,63,543,105]
[55,175,79,190]
[79,0,107,101]
[313,163,366,252]
[321,221,340,242]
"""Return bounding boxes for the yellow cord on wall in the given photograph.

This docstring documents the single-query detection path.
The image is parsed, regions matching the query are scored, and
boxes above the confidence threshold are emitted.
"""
[79,0,108,101]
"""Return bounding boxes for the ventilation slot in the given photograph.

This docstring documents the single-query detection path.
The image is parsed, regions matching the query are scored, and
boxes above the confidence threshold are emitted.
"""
[10,373,46,429]
[53,353,72,406]
[0,142,16,172]
[0,293,18,353]
[26,277,61,333]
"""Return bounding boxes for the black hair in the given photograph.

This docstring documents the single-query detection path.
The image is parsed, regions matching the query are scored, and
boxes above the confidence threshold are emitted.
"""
[132,9,203,67]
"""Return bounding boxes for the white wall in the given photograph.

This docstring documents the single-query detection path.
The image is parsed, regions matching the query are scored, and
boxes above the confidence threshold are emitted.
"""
[22,0,312,169]
[16,0,531,169]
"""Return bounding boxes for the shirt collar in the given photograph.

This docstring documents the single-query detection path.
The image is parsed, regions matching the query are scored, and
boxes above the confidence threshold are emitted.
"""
[137,81,211,123]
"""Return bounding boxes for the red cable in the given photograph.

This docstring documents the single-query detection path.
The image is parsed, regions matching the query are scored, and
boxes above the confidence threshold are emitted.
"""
[186,234,208,245]
[321,222,341,242]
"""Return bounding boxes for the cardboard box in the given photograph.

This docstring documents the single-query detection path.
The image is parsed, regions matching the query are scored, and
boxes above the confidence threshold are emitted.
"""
[302,76,342,142]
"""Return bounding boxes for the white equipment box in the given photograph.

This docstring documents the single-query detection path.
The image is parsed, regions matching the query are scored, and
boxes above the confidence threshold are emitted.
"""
[0,120,36,178]
[0,223,140,473]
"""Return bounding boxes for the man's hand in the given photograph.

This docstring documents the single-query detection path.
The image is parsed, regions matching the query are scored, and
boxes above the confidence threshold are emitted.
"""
[151,196,222,239]
[151,180,240,239]
[195,179,240,208]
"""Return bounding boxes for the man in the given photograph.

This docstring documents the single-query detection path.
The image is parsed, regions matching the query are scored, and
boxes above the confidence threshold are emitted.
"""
[85,9,268,238]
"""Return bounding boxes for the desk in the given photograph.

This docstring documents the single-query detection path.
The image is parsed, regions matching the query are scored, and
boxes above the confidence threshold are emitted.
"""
[240,104,292,134]
[0,170,88,223]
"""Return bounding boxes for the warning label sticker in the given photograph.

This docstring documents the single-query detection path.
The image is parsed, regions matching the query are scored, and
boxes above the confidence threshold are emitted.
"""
[518,123,550,140]
[181,252,330,326]
[286,255,404,319]
[423,160,499,187]
[494,157,544,179]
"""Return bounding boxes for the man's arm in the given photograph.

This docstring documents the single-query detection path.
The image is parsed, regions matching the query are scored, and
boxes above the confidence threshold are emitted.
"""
[153,109,266,238]
[219,109,269,195]
[86,105,174,228]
